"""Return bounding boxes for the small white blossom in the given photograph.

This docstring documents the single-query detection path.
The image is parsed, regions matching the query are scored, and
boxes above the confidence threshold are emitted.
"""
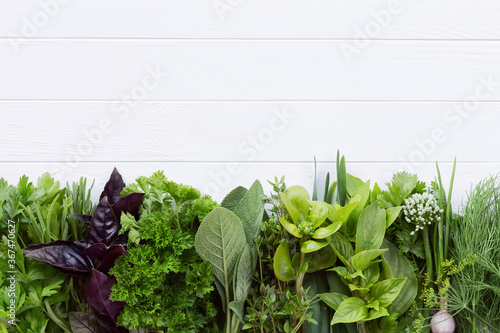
[402,192,443,234]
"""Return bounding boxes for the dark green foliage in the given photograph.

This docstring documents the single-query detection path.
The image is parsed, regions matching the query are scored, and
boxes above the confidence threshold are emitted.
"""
[110,171,218,332]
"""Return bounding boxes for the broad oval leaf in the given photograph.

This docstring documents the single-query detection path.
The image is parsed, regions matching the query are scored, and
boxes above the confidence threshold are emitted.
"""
[23,240,93,277]
[99,168,125,205]
[346,174,364,196]
[319,292,348,311]
[351,249,388,272]
[330,297,368,325]
[195,207,246,292]
[370,278,407,307]
[366,307,390,321]
[355,202,386,253]
[280,186,311,225]
[382,239,418,316]
[86,197,121,246]
[83,269,124,324]
[273,242,295,282]
[279,217,302,238]
[300,239,329,253]
[111,192,145,221]
[310,201,330,228]
[312,220,342,239]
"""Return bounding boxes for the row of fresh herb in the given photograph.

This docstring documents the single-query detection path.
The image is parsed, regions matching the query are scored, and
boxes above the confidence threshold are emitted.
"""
[1,153,499,333]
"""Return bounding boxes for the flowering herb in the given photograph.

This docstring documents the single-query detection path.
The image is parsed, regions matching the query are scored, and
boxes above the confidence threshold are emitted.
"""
[403,193,443,235]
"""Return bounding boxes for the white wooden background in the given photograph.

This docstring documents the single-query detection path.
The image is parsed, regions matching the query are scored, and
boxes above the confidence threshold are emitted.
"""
[1,0,500,208]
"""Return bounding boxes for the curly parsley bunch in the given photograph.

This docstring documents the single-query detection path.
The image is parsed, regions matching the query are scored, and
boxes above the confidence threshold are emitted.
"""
[403,193,443,235]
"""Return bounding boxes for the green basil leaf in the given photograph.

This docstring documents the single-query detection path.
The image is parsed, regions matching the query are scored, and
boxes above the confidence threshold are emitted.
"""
[319,292,348,311]
[355,202,386,253]
[371,278,407,307]
[351,249,387,272]
[330,297,368,325]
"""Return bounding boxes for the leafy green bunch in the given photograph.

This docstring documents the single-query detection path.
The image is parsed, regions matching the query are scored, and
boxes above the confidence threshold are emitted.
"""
[0,174,94,333]
[109,171,218,332]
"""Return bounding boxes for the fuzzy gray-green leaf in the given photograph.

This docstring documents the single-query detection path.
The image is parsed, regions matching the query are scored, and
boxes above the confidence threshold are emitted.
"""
[233,180,265,246]
[195,207,246,296]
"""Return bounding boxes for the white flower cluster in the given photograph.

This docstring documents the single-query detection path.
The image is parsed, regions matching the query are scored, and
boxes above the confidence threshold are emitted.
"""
[403,193,443,235]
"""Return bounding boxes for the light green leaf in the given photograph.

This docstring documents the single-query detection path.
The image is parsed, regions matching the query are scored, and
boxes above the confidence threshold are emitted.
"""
[310,201,330,228]
[345,181,371,236]
[312,220,342,239]
[195,207,246,305]
[329,201,358,225]
[233,180,265,246]
[337,153,347,206]
[366,307,389,321]
[280,186,311,225]
[331,297,368,325]
[273,242,296,282]
[279,217,302,238]
[356,202,386,253]
[319,292,348,311]
[370,183,382,204]
[348,284,370,295]
[351,249,388,272]
[371,278,407,307]
[346,174,364,196]
[386,206,402,228]
[301,239,329,253]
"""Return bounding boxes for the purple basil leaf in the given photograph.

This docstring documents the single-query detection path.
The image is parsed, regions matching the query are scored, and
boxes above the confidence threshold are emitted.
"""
[111,192,145,221]
[69,312,115,333]
[23,241,93,277]
[74,241,93,250]
[83,269,124,325]
[71,214,92,225]
[85,243,108,261]
[86,197,121,246]
[96,245,128,275]
[99,168,125,205]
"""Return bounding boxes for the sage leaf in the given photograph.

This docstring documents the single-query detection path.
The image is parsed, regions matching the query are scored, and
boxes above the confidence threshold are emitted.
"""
[195,207,246,302]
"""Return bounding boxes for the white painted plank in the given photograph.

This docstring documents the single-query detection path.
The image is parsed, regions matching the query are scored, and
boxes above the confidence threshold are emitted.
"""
[0,162,495,208]
[1,101,500,163]
[1,1,500,40]
[1,40,500,100]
